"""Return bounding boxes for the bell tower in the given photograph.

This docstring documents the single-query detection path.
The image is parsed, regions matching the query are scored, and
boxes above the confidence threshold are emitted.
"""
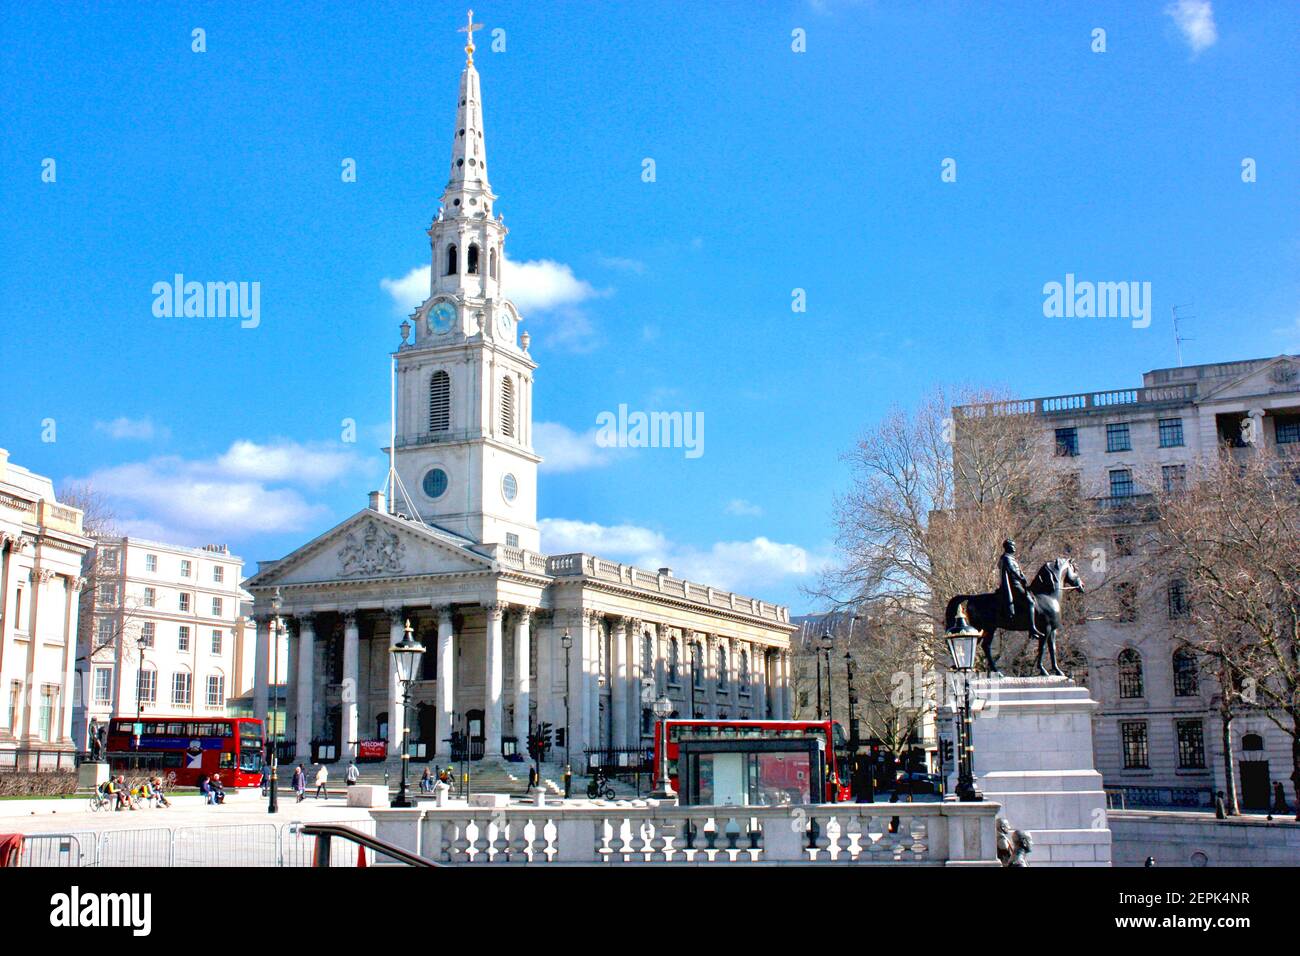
[390,12,540,551]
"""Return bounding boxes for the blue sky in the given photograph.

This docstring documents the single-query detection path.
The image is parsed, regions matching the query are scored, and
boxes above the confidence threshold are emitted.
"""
[2,1,1296,612]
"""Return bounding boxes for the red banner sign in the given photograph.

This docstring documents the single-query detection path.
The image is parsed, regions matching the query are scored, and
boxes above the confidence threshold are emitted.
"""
[357,740,387,760]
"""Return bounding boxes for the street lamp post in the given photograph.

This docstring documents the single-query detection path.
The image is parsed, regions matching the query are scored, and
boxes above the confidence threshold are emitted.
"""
[845,652,859,752]
[389,619,426,809]
[945,628,983,803]
[820,633,834,725]
[561,628,573,796]
[268,588,284,814]
[649,695,676,800]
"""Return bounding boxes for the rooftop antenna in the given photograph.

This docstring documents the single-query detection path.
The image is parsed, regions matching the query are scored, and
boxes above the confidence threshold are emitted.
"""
[1171,304,1196,367]
[384,352,426,526]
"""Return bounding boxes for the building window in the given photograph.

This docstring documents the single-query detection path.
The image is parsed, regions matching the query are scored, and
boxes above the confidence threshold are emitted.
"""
[1106,423,1131,452]
[1121,721,1149,769]
[7,682,19,732]
[1172,648,1199,696]
[139,622,155,648]
[1275,414,1300,445]
[1176,720,1206,769]
[1162,464,1186,494]
[172,672,192,706]
[100,548,120,571]
[489,248,497,279]
[500,376,515,438]
[717,647,728,690]
[423,468,449,499]
[1054,427,1079,457]
[39,686,56,742]
[1115,582,1138,623]
[145,554,158,573]
[142,586,156,608]
[211,630,223,655]
[93,667,113,705]
[505,532,519,548]
[96,617,115,646]
[691,643,703,688]
[467,243,480,275]
[1167,580,1189,619]
[445,244,458,276]
[212,565,224,583]
[1158,418,1184,447]
[178,625,191,652]
[178,592,191,612]
[669,638,680,682]
[1118,649,1144,698]
[1109,469,1134,499]
[180,559,191,578]
[207,675,225,709]
[740,649,751,691]
[1113,534,1134,557]
[211,597,223,617]
[429,370,451,432]
[99,584,119,606]
[642,635,654,675]
[136,668,157,705]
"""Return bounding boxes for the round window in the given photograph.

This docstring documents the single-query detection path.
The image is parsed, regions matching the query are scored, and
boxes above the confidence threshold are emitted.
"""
[502,473,518,502]
[423,468,449,499]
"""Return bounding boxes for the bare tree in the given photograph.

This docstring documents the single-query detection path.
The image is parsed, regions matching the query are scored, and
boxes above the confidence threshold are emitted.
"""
[57,481,117,539]
[1146,451,1300,818]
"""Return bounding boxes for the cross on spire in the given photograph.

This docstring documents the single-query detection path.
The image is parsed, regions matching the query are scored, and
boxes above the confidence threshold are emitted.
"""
[458,9,483,65]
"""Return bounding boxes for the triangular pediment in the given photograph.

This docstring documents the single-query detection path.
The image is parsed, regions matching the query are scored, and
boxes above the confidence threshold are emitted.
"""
[1199,355,1300,404]
[245,509,494,588]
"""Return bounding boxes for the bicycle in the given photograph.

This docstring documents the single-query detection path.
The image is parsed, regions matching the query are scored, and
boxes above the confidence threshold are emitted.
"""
[587,770,616,800]
[88,789,110,812]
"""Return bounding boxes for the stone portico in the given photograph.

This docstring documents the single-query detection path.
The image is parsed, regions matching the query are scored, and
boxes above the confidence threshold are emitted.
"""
[245,504,795,765]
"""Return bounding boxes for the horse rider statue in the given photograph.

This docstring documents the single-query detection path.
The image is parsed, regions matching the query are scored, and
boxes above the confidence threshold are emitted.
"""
[998,539,1042,642]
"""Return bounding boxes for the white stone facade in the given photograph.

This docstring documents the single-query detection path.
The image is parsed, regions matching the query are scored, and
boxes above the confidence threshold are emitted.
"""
[0,449,93,754]
[73,537,249,748]
[957,354,1300,808]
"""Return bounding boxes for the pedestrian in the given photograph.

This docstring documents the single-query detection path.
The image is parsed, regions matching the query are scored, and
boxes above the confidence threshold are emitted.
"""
[261,761,271,797]
[1272,781,1289,815]
[1214,789,1227,819]
[346,761,359,787]
[314,763,328,799]
[292,764,306,803]
[420,767,434,793]
[527,765,539,793]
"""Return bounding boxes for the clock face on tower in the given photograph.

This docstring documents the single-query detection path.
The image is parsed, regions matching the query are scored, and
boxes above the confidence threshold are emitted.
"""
[496,309,514,340]
[429,301,456,335]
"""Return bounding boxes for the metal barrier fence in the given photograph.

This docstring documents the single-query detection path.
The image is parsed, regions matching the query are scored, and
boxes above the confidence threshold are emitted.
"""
[16,820,380,867]
[0,749,82,772]
[1105,785,1214,810]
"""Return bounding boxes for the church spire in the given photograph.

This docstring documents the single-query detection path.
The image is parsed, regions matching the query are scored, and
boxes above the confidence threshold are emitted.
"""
[443,10,493,219]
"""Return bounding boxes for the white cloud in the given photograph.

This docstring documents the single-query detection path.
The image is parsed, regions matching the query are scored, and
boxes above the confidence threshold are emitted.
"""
[724,498,764,517]
[95,417,168,441]
[539,517,829,594]
[597,255,646,275]
[534,421,620,473]
[1165,0,1218,53]
[380,255,597,315]
[74,439,367,540]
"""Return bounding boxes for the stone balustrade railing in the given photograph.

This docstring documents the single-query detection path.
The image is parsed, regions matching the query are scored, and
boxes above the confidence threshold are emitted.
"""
[370,801,1000,866]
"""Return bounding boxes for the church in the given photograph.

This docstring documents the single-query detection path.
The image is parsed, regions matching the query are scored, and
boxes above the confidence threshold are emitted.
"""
[244,26,796,772]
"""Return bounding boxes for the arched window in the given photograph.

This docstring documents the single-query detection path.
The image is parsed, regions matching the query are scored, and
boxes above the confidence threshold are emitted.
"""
[717,646,728,689]
[1242,733,1264,752]
[691,643,703,688]
[1172,648,1199,697]
[669,638,679,681]
[467,243,480,275]
[429,371,450,432]
[489,248,498,279]
[642,635,653,674]
[445,244,458,276]
[1118,649,1144,699]
[740,649,751,691]
[500,376,515,438]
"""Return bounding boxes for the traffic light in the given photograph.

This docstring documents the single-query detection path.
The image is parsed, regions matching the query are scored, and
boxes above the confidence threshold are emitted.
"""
[539,722,553,751]
[940,739,954,764]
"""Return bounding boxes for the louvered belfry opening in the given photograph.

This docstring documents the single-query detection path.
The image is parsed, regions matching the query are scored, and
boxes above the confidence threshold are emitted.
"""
[429,370,451,432]
[501,375,515,437]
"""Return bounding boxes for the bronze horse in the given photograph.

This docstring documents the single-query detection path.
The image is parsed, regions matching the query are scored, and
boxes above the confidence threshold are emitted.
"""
[943,557,1085,676]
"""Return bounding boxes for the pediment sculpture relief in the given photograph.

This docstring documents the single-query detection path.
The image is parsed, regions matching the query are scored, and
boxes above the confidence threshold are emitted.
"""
[338,522,407,577]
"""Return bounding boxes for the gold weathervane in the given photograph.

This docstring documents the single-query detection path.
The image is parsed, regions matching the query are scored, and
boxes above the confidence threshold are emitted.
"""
[458,9,483,64]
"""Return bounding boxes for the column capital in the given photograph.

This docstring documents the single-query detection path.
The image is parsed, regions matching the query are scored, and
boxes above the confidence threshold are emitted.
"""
[513,605,537,624]
[293,611,316,629]
[433,603,454,623]
[341,609,359,628]
[484,601,506,621]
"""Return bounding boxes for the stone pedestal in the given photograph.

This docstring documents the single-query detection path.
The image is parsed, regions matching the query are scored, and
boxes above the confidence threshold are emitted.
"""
[941,676,1111,867]
[346,784,389,808]
[79,761,109,791]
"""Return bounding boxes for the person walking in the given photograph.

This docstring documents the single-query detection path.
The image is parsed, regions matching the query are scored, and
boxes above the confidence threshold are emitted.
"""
[346,761,359,788]
[292,764,306,803]
[314,763,329,800]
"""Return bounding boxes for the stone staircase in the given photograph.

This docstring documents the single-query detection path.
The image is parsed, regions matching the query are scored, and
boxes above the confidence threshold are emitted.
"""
[328,758,570,798]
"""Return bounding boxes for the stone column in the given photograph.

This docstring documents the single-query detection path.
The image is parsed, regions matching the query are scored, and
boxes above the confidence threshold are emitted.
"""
[295,614,315,760]
[628,620,645,744]
[586,611,602,757]
[611,616,628,749]
[252,614,271,725]
[434,605,454,760]
[387,611,405,752]
[341,611,359,760]
[534,613,552,734]
[780,651,793,719]
[483,603,505,757]
[59,575,81,745]
[511,608,533,747]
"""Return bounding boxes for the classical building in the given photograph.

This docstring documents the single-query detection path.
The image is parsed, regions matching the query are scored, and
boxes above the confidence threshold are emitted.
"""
[957,354,1300,809]
[73,538,251,748]
[243,33,796,769]
[0,449,93,757]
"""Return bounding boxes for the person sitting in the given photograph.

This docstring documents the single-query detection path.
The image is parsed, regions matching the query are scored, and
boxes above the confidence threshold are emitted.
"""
[210,773,227,805]
[419,767,434,793]
[97,778,115,808]
[151,776,171,808]
[112,775,133,811]
[198,774,215,805]
[132,779,153,808]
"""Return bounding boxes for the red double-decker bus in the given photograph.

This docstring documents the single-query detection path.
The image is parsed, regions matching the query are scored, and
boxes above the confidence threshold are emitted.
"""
[654,719,850,804]
[105,716,265,788]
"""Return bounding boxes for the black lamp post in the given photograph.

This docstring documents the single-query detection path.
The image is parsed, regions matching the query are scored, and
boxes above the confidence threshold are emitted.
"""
[268,588,283,814]
[390,619,426,808]
[844,652,859,752]
[561,628,573,788]
[945,628,983,802]
[820,633,834,725]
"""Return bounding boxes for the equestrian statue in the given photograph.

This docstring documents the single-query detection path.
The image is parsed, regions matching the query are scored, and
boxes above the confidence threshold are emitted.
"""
[943,539,1085,676]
